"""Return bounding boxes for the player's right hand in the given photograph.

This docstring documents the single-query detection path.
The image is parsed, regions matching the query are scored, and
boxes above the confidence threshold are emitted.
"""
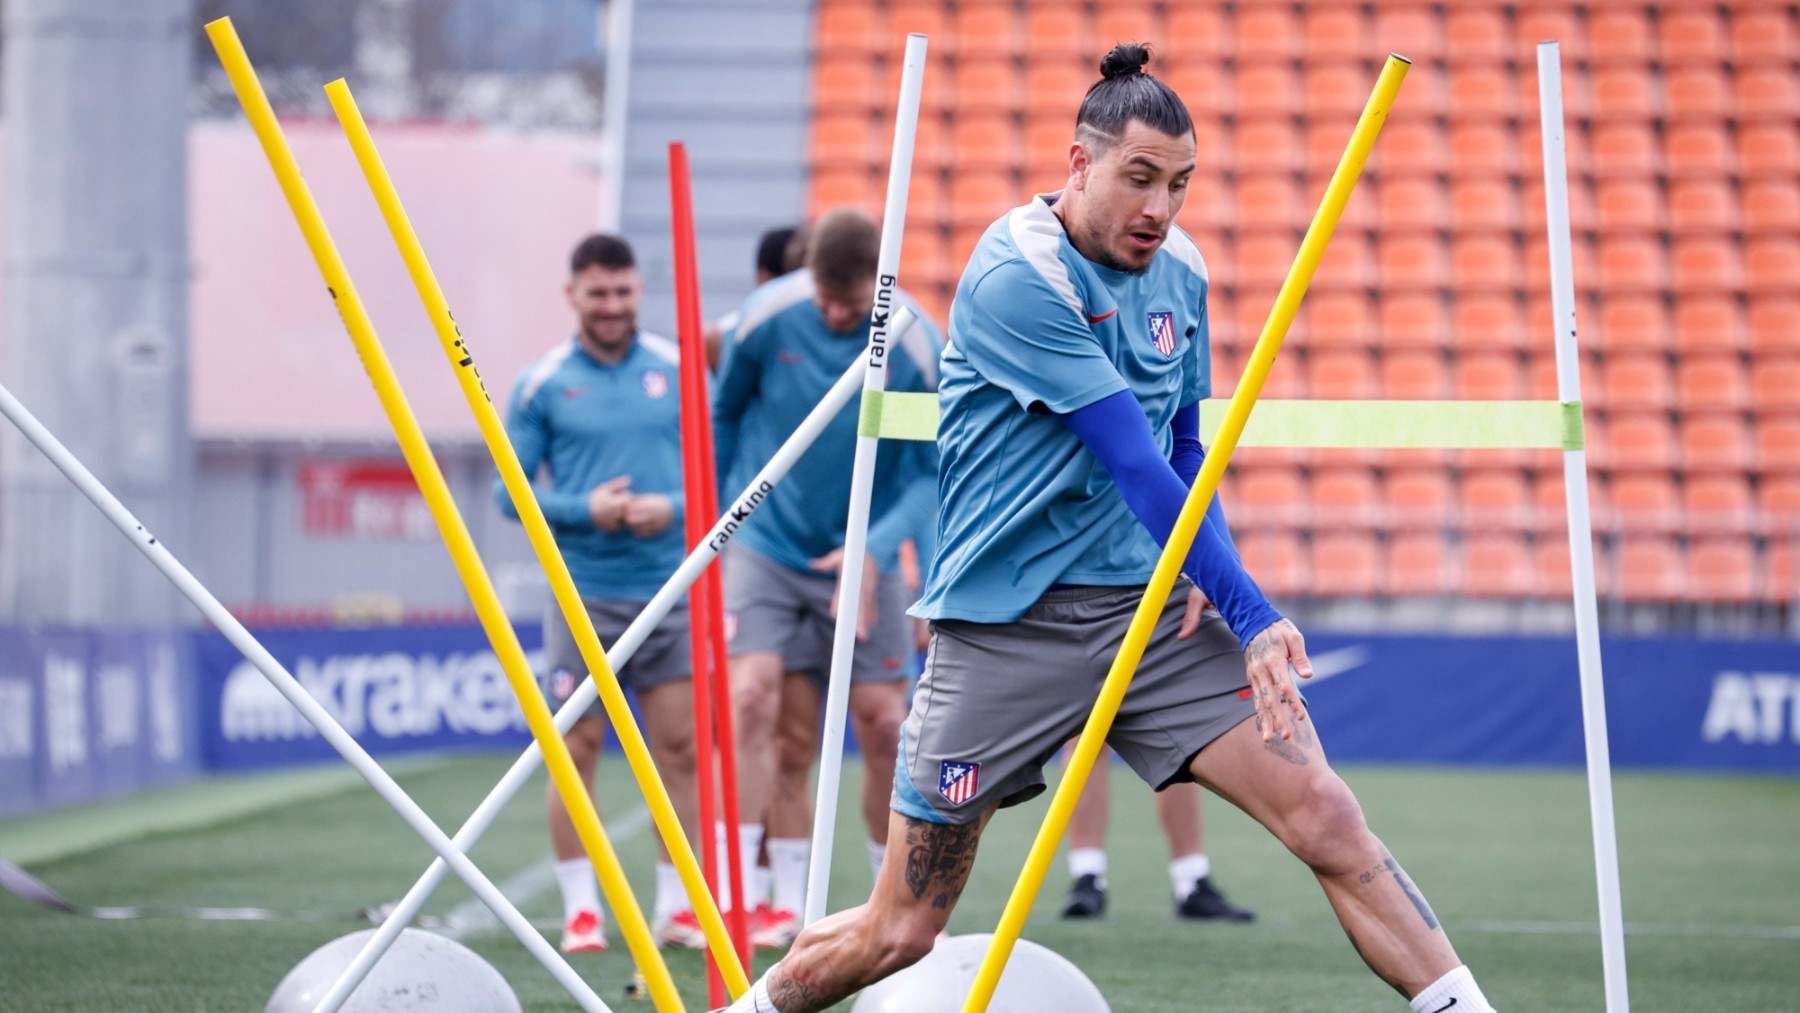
[588,475,633,532]
[1241,618,1313,744]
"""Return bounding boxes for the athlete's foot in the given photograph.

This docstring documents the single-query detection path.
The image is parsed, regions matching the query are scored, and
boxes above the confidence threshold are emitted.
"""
[750,903,800,948]
[1060,873,1107,919]
[560,909,608,952]
[654,909,708,949]
[1175,876,1255,922]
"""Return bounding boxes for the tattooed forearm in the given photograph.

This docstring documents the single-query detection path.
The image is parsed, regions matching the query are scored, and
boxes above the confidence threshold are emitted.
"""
[902,817,982,910]
[769,969,825,1011]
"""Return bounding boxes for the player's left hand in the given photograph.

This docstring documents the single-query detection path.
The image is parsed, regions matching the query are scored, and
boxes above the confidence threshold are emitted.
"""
[1242,618,1313,744]
[1177,585,1211,640]
[623,494,674,537]
[810,548,880,641]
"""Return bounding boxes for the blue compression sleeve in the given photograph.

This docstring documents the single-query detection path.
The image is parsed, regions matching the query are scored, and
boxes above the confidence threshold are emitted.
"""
[1061,391,1281,646]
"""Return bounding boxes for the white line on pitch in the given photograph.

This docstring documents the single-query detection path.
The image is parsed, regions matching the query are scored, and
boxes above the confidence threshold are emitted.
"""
[1460,920,1800,941]
[440,805,652,941]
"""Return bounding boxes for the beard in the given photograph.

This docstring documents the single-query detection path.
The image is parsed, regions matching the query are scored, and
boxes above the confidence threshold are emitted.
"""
[1078,220,1156,275]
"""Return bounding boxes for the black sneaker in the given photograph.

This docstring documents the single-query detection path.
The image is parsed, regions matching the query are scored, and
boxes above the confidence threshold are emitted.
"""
[1175,876,1255,922]
[1059,873,1107,919]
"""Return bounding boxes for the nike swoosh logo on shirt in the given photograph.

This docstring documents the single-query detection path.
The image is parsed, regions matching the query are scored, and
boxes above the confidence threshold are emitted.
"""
[1088,308,1118,324]
[1427,1000,1458,1013]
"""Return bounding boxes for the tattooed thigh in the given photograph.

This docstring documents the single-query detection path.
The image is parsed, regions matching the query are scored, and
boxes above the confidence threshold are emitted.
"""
[901,817,984,911]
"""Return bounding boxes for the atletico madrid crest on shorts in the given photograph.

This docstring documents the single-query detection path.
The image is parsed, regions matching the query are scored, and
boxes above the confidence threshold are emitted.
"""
[1147,311,1178,358]
[938,760,980,806]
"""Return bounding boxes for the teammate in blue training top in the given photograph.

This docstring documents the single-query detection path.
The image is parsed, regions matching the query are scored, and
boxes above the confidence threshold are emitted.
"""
[713,207,942,948]
[719,46,1497,1013]
[499,234,705,954]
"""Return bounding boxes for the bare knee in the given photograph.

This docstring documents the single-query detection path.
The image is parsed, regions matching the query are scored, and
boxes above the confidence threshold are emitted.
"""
[731,659,783,735]
[1279,774,1378,876]
[851,692,905,768]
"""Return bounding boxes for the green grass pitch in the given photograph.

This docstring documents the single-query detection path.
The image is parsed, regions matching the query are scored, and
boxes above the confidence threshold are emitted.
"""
[2,753,1796,1011]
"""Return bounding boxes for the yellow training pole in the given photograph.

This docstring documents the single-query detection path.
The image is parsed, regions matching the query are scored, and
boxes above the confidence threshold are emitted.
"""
[963,55,1409,1012]
[204,20,683,1012]
[324,80,749,994]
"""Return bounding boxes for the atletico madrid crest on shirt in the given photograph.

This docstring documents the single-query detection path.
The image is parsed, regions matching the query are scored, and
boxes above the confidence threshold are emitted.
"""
[1147,311,1178,358]
[938,760,980,806]
[642,369,669,399]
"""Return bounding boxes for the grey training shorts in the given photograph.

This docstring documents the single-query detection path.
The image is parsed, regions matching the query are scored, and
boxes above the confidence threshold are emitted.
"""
[541,598,691,720]
[893,580,1257,825]
[723,544,914,686]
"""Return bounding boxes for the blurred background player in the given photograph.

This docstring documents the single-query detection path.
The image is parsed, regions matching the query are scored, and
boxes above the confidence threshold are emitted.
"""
[1061,746,1253,923]
[498,233,703,953]
[705,224,807,369]
[713,207,942,947]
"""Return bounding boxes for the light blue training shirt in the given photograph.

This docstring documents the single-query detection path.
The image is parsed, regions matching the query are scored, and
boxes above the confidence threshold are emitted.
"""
[713,268,942,576]
[498,333,687,601]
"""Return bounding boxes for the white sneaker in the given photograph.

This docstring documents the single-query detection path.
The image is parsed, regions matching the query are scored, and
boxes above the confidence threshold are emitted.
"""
[655,909,709,949]
[560,909,607,953]
[750,903,800,949]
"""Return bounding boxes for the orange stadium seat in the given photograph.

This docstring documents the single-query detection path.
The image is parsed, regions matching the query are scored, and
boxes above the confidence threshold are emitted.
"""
[1308,292,1374,349]
[1305,62,1372,120]
[1304,6,1369,61]
[1735,67,1799,120]
[1672,237,1745,294]
[1023,57,1092,117]
[1745,239,1800,294]
[947,173,1013,229]
[813,54,884,114]
[949,112,1020,176]
[1380,295,1448,350]
[1445,6,1510,63]
[1665,65,1732,122]
[1450,178,1521,233]
[1447,122,1518,179]
[811,165,880,217]
[1023,113,1074,175]
[1590,122,1660,178]
[1516,6,1585,63]
[1590,7,1653,66]
[1757,418,1800,473]
[1599,237,1668,293]
[953,4,1020,59]
[1615,537,1685,602]
[1316,231,1375,292]
[1591,67,1660,121]
[1595,178,1665,233]
[1379,233,1448,293]
[1180,175,1232,233]
[1234,121,1302,173]
[1751,359,1800,415]
[1235,531,1307,598]
[900,228,951,290]
[1386,533,1453,596]
[1531,537,1576,599]
[1525,348,1563,401]
[952,61,1021,116]
[1521,176,1596,232]
[816,3,882,55]
[1235,63,1300,119]
[1238,175,1301,231]
[1234,5,1301,61]
[1234,466,1308,531]
[1611,473,1681,534]
[1382,349,1450,398]
[1677,356,1751,412]
[1377,176,1446,233]
[1022,3,1087,62]
[1757,477,1800,537]
[812,111,879,167]
[1669,179,1738,234]
[1237,230,1298,290]
[1762,539,1795,604]
[1742,180,1800,235]
[1461,469,1534,530]
[1661,9,1728,65]
[1376,120,1450,177]
[1598,296,1671,354]
[1384,468,1455,531]
[1159,61,1228,119]
[1232,288,1284,355]
[1598,354,1674,412]
[1373,5,1443,62]
[1091,0,1160,50]
[1663,122,1735,178]
[1738,123,1800,178]
[1689,537,1757,603]
[1524,235,1599,298]
[1164,6,1228,63]
[1673,296,1748,355]
[1532,469,1595,534]
[1748,298,1800,357]
[1599,412,1678,471]
[1308,350,1379,400]
[1313,533,1381,596]
[1447,65,1518,121]
[1313,467,1382,530]
[1455,352,1527,400]
[1451,234,1524,293]
[1730,10,1797,65]
[906,112,950,172]
[1462,533,1533,598]
[1685,474,1756,537]
[1683,415,1755,472]
[1454,295,1526,352]
[886,1,950,58]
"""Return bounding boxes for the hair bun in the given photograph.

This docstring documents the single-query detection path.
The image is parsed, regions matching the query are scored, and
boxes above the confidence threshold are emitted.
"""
[1099,43,1151,80]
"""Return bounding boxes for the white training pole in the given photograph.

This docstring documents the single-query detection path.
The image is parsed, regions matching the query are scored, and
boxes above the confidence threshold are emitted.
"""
[328,328,910,1003]
[1537,41,1631,1013]
[803,32,928,928]
[0,382,611,1013]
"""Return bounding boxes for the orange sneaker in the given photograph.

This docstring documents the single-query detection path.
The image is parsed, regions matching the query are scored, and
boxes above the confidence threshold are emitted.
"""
[655,909,708,949]
[560,909,607,953]
[750,903,799,949]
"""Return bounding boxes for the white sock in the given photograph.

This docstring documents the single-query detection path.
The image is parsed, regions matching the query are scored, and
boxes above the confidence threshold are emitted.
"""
[1169,852,1211,899]
[1409,965,1496,1013]
[726,974,778,1012]
[554,857,600,923]
[1068,847,1108,889]
[652,861,685,926]
[718,823,766,910]
[866,838,886,883]
[768,837,810,915]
